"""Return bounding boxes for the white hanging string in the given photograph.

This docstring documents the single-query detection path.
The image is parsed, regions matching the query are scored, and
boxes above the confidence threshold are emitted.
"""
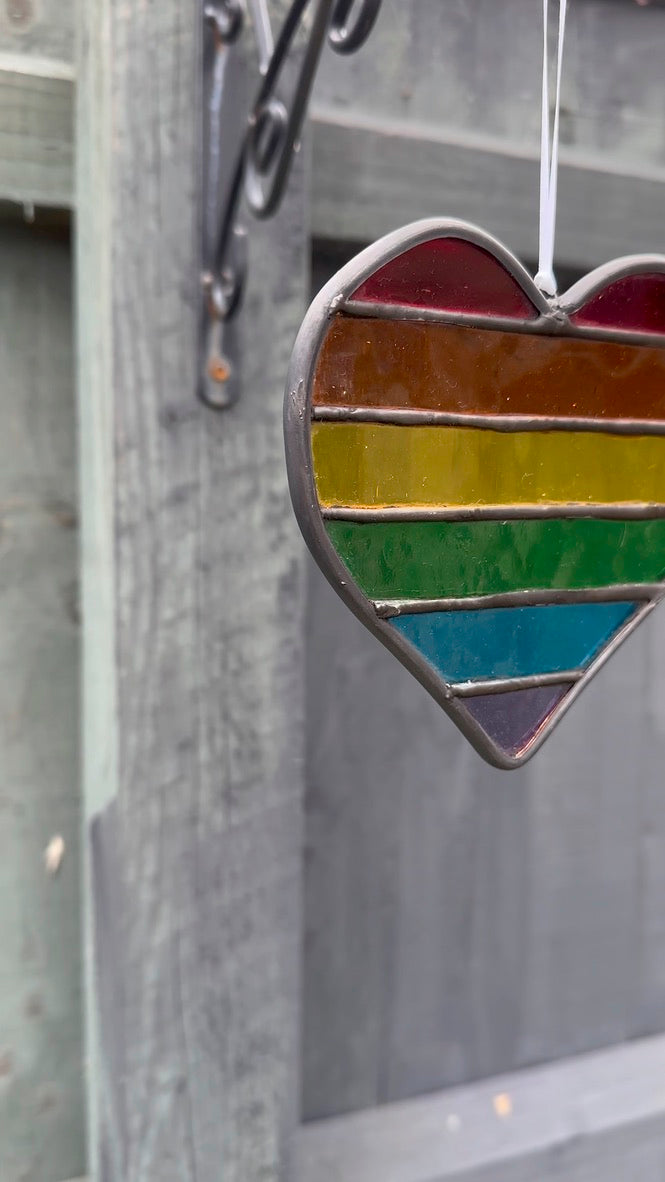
[535,0,568,297]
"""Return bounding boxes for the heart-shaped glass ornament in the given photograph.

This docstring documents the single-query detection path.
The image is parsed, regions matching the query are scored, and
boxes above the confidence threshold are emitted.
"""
[284,220,665,768]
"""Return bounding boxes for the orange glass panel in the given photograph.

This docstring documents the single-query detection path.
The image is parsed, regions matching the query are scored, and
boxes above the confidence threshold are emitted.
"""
[312,316,665,420]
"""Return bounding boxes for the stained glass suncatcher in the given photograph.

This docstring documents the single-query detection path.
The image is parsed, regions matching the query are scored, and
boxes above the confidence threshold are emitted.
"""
[284,220,665,768]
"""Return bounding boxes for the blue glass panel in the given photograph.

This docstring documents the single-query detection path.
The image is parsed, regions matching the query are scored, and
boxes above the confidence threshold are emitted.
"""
[389,601,637,684]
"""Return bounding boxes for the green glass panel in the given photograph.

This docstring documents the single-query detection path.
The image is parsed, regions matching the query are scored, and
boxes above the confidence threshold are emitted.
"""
[325,518,665,600]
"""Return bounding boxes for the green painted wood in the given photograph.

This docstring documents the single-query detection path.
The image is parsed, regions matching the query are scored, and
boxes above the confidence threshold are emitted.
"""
[0,0,74,206]
[0,219,83,1182]
[0,68,73,206]
[325,519,665,601]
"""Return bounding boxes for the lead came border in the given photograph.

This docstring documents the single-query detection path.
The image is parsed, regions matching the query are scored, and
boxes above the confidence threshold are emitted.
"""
[284,217,665,769]
[374,585,663,616]
[322,504,665,522]
[313,406,665,436]
[340,296,665,349]
[450,671,583,697]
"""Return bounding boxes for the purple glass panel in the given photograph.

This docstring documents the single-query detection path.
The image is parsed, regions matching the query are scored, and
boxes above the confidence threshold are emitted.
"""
[572,273,665,335]
[350,238,537,318]
[463,684,572,758]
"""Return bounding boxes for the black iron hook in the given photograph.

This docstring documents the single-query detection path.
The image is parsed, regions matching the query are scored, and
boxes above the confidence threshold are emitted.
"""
[209,0,382,309]
[329,0,383,54]
[244,0,382,218]
[204,0,244,41]
[200,0,382,407]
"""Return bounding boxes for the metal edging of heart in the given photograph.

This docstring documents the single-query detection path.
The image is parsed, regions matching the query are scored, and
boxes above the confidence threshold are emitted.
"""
[284,219,665,768]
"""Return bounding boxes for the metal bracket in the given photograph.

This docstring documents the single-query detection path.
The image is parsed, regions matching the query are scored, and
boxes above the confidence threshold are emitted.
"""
[199,0,383,409]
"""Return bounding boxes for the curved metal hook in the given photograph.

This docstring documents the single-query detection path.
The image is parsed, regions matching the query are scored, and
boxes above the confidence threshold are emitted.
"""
[329,0,383,54]
[212,0,383,282]
[245,0,383,218]
[201,0,383,407]
[245,0,332,220]
[204,0,244,42]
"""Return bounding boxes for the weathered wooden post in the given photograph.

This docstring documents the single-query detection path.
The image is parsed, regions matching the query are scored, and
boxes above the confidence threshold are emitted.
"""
[76,2,308,1177]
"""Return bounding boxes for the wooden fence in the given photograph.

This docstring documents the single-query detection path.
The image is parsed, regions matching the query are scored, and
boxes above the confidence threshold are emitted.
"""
[3,2,665,1180]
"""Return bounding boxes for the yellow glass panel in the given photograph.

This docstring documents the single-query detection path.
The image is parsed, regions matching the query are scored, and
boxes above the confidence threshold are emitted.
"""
[311,422,665,508]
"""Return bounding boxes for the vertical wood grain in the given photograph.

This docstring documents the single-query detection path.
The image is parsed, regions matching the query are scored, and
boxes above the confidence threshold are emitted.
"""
[76,3,308,1178]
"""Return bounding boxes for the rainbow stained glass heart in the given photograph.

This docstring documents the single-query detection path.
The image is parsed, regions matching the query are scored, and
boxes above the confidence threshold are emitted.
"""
[284,220,665,768]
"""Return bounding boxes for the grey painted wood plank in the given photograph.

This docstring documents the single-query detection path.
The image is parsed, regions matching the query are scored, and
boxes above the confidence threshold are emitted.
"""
[0,68,73,206]
[0,221,83,1182]
[303,557,665,1117]
[76,2,308,1179]
[310,112,665,271]
[296,1034,665,1182]
[315,0,665,165]
[0,0,74,63]
[312,0,665,269]
[4,0,665,225]
[4,0,665,224]
[302,0,665,1120]
[0,0,75,207]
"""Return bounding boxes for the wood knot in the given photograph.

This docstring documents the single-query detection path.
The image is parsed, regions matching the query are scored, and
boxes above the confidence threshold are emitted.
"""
[5,0,33,28]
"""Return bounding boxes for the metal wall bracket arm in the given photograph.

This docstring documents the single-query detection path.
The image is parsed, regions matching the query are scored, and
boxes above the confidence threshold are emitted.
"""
[199,0,383,409]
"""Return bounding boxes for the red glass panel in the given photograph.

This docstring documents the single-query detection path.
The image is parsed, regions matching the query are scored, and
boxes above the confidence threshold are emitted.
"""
[572,273,665,335]
[350,238,537,319]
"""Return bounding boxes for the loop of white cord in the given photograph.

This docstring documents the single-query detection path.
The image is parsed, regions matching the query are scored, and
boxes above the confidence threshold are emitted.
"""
[535,0,568,298]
